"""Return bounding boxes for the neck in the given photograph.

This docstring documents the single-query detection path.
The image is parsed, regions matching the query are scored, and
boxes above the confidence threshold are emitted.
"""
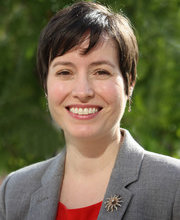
[64,128,122,176]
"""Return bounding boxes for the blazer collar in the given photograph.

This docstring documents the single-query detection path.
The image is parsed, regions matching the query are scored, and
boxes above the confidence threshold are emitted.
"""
[98,129,144,219]
[27,149,66,220]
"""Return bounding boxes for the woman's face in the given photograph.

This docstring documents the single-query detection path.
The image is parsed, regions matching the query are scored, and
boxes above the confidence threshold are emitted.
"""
[47,37,128,141]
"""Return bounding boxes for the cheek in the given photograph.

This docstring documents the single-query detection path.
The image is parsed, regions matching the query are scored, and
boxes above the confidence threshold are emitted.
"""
[47,79,69,105]
[95,79,126,105]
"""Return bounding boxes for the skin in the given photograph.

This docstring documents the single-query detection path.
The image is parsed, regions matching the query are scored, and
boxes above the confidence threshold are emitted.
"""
[47,36,131,208]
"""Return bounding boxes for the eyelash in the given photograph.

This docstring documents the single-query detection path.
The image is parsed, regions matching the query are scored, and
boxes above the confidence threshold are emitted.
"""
[95,70,111,75]
[56,70,71,76]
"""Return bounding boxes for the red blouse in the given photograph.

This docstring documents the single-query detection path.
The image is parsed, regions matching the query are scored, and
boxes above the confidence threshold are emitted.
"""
[56,201,102,220]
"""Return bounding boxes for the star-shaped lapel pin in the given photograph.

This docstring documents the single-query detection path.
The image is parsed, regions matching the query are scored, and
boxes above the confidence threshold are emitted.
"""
[104,195,123,212]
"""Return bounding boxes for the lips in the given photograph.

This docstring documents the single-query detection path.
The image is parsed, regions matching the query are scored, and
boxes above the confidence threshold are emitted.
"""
[66,105,102,116]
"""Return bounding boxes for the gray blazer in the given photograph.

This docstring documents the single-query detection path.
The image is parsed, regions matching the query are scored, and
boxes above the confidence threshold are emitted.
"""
[0,129,180,220]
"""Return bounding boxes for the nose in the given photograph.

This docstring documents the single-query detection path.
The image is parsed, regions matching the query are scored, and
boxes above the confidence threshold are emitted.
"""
[72,75,94,102]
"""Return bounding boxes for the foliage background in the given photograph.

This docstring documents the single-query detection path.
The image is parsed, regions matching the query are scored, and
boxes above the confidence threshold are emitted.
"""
[0,0,180,174]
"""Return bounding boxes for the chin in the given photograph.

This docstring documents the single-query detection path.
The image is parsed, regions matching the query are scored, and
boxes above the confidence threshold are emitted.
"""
[64,126,102,140]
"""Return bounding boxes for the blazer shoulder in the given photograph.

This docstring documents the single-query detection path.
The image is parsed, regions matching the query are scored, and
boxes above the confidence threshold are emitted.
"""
[142,150,180,183]
[8,156,56,182]
[144,150,180,170]
[0,150,65,195]
[0,150,65,219]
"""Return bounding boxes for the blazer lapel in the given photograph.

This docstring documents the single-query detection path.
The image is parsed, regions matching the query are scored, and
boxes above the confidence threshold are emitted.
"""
[98,129,144,220]
[27,149,66,220]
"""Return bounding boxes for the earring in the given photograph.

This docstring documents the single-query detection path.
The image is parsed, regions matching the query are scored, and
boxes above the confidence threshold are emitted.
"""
[44,93,49,112]
[128,96,132,112]
[128,86,134,112]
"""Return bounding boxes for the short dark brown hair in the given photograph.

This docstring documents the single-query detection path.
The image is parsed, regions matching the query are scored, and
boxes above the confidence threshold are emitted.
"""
[37,1,138,95]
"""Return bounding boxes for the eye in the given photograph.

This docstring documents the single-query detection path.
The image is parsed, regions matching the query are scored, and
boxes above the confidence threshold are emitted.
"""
[97,69,110,75]
[55,70,73,80]
[56,70,71,75]
[94,69,111,79]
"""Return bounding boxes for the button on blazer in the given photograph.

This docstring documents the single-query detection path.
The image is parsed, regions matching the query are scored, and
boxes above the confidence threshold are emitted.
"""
[0,129,180,219]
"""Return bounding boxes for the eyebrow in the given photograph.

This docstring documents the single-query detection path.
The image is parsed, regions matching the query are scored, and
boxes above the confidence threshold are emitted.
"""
[89,60,115,68]
[52,60,115,68]
[52,61,75,68]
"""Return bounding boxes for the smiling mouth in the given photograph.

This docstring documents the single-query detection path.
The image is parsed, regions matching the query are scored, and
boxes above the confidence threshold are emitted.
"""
[66,106,102,115]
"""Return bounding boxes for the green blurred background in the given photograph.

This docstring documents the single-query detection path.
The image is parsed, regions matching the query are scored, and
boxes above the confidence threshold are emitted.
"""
[0,0,180,175]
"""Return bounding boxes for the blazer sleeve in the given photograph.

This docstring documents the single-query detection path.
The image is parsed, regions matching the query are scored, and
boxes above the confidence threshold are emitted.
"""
[173,183,180,220]
[0,175,11,220]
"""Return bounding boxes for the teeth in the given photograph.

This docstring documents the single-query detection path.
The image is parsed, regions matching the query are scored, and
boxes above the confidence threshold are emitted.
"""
[84,108,88,114]
[69,107,99,115]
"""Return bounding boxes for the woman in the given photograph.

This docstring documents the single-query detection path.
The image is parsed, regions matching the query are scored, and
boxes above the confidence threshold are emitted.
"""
[0,2,180,220]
